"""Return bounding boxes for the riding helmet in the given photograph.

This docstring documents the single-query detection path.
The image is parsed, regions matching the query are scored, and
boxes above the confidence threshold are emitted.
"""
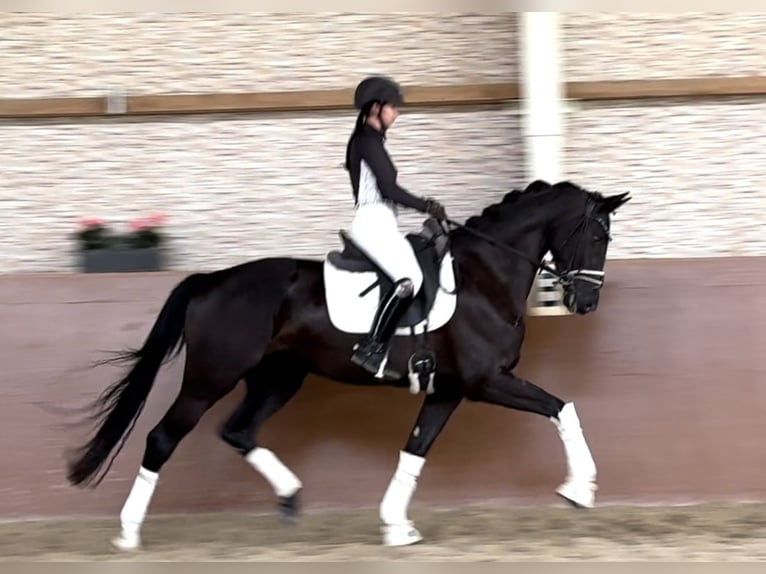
[353,75,405,110]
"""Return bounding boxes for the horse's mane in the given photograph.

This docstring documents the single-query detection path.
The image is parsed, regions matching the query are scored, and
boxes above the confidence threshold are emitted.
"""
[464,179,602,230]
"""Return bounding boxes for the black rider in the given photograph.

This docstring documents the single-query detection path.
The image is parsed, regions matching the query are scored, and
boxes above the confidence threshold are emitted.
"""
[344,75,447,378]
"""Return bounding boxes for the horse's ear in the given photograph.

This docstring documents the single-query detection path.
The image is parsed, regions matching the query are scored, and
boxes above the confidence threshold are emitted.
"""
[601,192,631,213]
[525,179,551,193]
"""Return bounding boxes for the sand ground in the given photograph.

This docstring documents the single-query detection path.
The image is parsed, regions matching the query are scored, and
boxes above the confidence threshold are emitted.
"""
[2,502,766,561]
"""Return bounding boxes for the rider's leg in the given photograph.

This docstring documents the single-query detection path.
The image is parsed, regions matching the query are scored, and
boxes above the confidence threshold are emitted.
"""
[349,204,423,377]
[351,277,415,377]
[349,203,423,293]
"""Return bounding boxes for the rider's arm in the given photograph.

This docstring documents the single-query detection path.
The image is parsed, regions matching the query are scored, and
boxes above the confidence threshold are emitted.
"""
[358,134,429,212]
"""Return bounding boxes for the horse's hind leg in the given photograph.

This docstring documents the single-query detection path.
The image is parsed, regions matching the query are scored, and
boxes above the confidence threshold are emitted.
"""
[467,371,598,509]
[113,365,241,551]
[219,351,309,523]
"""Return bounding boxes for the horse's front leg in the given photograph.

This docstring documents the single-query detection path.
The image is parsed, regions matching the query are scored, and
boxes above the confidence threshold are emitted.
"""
[466,370,598,509]
[379,387,462,547]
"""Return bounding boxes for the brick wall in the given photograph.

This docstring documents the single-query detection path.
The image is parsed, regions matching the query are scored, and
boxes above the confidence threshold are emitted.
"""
[2,13,765,272]
[562,13,766,259]
[0,13,523,272]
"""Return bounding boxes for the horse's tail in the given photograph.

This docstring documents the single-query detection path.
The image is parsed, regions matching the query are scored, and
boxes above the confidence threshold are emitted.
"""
[66,272,210,488]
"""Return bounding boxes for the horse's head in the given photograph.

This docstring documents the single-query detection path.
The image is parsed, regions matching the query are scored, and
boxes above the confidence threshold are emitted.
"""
[545,181,631,315]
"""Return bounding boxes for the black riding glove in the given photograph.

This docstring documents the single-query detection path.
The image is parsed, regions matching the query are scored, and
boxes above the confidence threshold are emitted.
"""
[424,198,447,221]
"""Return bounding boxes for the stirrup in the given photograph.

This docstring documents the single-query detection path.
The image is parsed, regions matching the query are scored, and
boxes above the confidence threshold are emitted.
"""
[407,349,436,394]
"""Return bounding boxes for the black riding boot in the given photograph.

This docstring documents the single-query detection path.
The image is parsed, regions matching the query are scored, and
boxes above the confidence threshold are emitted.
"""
[351,278,414,379]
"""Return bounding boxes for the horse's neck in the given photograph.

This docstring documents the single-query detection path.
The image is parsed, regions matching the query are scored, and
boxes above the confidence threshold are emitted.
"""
[453,222,548,319]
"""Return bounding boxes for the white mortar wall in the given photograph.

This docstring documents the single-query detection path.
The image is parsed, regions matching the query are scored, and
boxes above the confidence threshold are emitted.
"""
[562,13,766,259]
[0,13,523,273]
[3,13,766,272]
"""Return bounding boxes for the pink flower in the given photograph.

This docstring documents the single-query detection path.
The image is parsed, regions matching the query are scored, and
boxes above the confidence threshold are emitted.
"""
[80,217,105,228]
[147,213,166,225]
[129,217,148,231]
[130,213,166,231]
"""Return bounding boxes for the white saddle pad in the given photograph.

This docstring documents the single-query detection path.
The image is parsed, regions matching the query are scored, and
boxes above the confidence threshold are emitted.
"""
[322,252,458,336]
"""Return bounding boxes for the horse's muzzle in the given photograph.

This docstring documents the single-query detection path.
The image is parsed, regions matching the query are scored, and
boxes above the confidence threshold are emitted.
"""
[563,283,601,315]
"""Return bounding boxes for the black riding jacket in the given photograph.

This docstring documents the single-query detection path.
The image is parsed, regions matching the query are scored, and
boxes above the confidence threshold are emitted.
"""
[347,125,428,212]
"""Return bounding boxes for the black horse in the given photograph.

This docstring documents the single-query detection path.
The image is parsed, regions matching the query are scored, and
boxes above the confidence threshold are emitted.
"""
[66,179,630,549]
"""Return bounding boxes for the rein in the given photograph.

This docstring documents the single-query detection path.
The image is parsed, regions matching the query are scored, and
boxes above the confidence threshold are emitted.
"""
[444,218,563,278]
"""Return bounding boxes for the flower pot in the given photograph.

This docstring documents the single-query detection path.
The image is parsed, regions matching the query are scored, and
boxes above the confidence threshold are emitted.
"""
[79,247,163,273]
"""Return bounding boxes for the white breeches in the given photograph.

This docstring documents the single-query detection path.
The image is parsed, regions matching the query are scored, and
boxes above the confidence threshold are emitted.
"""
[349,203,423,294]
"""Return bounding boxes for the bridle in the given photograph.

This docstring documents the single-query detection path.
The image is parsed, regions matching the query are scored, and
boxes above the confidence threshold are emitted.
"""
[554,197,611,290]
[444,196,611,291]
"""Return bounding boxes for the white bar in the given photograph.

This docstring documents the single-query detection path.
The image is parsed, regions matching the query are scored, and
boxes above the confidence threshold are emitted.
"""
[519,12,564,183]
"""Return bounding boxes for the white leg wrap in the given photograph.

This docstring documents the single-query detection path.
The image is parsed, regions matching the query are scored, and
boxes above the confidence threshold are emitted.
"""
[245,447,302,498]
[113,466,159,551]
[550,402,597,508]
[379,451,425,546]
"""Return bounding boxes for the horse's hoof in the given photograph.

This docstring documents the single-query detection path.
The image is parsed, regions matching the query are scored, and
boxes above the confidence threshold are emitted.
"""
[382,523,423,546]
[556,480,597,509]
[111,532,141,551]
[278,489,301,525]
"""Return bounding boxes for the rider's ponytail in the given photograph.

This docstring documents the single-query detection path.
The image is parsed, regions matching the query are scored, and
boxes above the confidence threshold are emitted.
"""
[344,102,375,172]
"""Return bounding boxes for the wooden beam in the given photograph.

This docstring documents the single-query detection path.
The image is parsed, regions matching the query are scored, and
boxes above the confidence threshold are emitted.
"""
[2,76,766,119]
[128,84,520,115]
[127,89,354,115]
[0,83,520,119]
[567,76,766,101]
[405,83,520,106]
[0,96,105,118]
